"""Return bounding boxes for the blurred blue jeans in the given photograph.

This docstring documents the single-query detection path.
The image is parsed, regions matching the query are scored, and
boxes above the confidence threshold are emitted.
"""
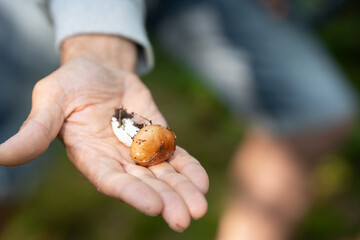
[151,0,357,135]
[0,1,58,202]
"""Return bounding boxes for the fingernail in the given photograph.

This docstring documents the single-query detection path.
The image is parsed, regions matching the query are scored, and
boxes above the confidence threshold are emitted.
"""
[170,225,184,233]
[146,213,159,217]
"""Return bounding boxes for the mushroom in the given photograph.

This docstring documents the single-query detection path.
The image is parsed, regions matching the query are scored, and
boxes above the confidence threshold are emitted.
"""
[111,108,176,166]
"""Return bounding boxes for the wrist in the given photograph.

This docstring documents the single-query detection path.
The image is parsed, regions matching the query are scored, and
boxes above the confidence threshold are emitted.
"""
[61,34,137,72]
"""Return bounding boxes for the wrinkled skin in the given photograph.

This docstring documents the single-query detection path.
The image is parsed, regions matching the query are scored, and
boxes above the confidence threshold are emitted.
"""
[0,58,209,232]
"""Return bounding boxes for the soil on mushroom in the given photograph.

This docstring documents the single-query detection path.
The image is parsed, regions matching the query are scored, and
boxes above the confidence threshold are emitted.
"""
[113,107,145,129]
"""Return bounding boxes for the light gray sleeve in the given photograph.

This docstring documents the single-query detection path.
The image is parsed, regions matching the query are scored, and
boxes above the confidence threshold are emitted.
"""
[49,0,154,75]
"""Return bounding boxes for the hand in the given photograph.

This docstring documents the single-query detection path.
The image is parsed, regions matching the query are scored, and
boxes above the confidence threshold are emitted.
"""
[0,35,209,232]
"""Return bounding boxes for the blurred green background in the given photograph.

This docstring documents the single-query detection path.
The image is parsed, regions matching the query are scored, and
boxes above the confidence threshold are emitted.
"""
[1,3,360,240]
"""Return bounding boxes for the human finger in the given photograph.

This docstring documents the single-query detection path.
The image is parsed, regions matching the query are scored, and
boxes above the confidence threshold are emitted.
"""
[168,147,210,194]
[149,161,208,219]
[69,146,164,216]
[0,79,65,166]
[123,164,191,232]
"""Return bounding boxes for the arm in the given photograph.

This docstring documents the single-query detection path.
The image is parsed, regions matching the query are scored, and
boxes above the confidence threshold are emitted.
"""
[61,34,138,71]
[49,0,154,74]
[0,34,209,231]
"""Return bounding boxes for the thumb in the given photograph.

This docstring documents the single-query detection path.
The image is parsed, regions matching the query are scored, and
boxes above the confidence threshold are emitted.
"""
[0,79,65,166]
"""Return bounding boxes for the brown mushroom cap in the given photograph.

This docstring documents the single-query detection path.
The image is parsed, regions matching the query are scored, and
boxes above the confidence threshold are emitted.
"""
[130,125,176,166]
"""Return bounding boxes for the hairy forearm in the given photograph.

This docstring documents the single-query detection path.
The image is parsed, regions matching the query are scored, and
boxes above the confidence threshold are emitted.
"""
[61,34,137,72]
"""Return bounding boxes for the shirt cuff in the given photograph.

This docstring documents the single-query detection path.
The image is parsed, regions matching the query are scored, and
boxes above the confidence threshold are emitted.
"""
[49,0,153,75]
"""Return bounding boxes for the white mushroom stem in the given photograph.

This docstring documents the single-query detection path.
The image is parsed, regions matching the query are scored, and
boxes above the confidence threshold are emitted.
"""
[111,117,140,147]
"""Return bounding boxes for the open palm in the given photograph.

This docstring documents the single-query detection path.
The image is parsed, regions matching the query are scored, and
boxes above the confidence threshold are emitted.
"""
[0,58,209,231]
